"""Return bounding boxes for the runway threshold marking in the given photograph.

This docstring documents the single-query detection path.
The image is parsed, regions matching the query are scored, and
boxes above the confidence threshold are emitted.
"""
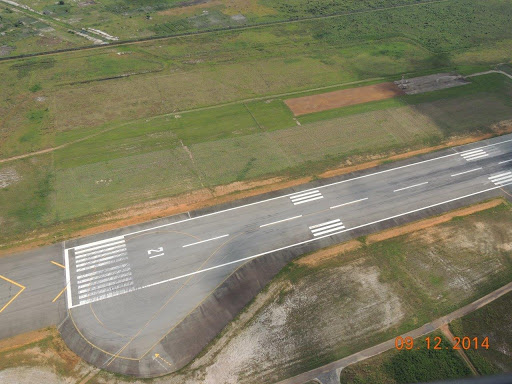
[330,197,368,210]
[0,275,26,314]
[182,234,229,248]
[104,232,241,366]
[260,215,302,228]
[51,260,65,268]
[393,182,428,193]
[451,168,482,177]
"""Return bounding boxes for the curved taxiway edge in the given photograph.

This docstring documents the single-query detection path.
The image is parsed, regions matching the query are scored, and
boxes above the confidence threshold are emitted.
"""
[58,187,509,378]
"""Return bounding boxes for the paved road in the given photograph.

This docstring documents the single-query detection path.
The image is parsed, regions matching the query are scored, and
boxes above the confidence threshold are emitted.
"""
[0,134,511,376]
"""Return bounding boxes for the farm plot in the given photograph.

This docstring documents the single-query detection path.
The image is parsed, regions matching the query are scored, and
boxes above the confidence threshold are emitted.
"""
[270,106,442,164]
[284,82,404,116]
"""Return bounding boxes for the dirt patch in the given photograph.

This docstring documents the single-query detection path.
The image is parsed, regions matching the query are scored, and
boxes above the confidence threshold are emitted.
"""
[0,45,14,57]
[366,199,505,244]
[296,240,361,267]
[284,82,404,116]
[396,73,470,95]
[0,167,21,188]
[0,328,50,353]
[193,259,404,384]
[0,367,68,384]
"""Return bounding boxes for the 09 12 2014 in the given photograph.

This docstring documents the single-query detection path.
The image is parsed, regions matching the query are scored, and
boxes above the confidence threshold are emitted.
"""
[394,335,489,351]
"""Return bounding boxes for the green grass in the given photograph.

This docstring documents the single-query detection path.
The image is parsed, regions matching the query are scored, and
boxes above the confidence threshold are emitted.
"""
[0,155,56,236]
[449,292,512,375]
[339,332,472,383]
[1,73,511,243]
[245,100,297,131]
[1,0,512,246]
[2,1,512,157]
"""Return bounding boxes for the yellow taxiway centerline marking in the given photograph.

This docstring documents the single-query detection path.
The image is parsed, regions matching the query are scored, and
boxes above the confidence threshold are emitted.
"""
[52,286,67,303]
[154,353,173,367]
[51,261,65,269]
[0,275,26,314]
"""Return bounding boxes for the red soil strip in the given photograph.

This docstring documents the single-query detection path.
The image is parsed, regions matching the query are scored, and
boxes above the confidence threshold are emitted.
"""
[284,82,404,116]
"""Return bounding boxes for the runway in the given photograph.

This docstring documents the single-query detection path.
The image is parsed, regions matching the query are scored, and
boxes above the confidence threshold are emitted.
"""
[1,133,511,377]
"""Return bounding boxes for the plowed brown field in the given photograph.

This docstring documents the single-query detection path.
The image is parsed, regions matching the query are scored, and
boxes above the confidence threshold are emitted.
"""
[284,82,404,116]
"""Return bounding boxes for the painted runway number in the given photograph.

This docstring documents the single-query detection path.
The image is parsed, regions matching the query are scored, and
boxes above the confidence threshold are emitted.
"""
[148,247,165,259]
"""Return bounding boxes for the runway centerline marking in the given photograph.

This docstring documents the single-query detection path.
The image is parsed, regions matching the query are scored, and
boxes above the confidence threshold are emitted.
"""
[330,197,368,210]
[0,275,26,314]
[130,181,512,295]
[393,181,428,193]
[182,234,229,248]
[499,159,512,164]
[63,137,512,242]
[451,168,482,177]
[260,215,302,228]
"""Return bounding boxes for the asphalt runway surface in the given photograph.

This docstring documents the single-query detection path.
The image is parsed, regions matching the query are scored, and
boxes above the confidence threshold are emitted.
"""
[1,133,511,377]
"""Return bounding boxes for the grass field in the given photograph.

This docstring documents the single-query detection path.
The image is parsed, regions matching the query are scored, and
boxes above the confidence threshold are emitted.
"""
[1,72,511,246]
[2,0,443,44]
[450,292,512,375]
[1,0,512,247]
[339,332,472,383]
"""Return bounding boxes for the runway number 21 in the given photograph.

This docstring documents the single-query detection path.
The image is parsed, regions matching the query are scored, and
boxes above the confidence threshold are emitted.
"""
[148,247,164,258]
